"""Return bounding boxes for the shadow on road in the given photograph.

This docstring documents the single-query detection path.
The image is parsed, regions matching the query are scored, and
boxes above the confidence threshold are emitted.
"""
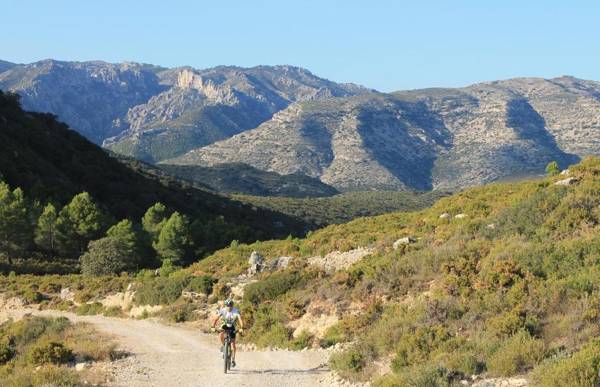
[228,364,329,375]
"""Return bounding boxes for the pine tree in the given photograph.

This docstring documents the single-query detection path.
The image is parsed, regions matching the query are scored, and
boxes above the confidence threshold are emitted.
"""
[106,219,140,270]
[34,203,58,253]
[546,161,560,176]
[142,202,169,240]
[153,212,193,265]
[0,183,32,262]
[56,192,106,257]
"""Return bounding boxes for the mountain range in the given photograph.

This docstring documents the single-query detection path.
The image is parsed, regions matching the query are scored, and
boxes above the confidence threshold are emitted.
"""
[2,59,599,192]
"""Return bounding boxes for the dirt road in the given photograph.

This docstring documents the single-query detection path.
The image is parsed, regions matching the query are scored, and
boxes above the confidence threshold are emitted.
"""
[3,309,331,387]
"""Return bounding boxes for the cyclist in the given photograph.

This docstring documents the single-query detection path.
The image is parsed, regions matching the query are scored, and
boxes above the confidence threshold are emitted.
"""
[211,299,244,367]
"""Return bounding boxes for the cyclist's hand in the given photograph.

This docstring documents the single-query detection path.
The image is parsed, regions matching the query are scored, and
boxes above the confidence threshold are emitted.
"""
[210,327,216,333]
[238,329,244,334]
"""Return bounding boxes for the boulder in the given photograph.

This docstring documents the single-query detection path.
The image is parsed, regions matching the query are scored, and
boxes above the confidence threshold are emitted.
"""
[75,362,89,372]
[247,251,264,275]
[439,213,451,219]
[60,288,75,302]
[393,237,416,249]
[454,213,468,219]
[270,256,293,270]
[560,169,570,175]
[486,223,496,229]
[554,177,579,186]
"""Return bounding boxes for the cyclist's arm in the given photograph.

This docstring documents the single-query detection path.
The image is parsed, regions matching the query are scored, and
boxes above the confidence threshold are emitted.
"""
[211,314,221,328]
[237,315,244,329]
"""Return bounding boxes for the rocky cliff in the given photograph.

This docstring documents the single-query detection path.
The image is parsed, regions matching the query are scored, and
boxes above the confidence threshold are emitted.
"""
[165,77,597,191]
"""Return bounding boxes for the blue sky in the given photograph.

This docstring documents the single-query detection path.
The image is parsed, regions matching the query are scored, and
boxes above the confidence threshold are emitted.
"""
[3,0,599,91]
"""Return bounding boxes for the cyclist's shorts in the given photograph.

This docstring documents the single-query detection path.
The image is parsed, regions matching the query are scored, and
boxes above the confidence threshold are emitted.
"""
[221,324,236,339]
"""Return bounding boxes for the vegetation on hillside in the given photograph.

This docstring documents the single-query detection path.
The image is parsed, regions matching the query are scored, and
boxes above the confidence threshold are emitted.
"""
[233,190,448,227]
[184,157,599,385]
[0,316,118,386]
[158,162,340,198]
[0,90,309,271]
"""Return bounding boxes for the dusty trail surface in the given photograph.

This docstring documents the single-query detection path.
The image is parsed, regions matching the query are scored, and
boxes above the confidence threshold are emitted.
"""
[3,309,330,387]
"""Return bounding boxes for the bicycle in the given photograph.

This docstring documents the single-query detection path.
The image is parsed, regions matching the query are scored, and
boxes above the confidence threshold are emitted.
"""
[219,324,237,373]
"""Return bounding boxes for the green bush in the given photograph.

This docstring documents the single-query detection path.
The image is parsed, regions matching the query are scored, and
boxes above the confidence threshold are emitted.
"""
[0,341,15,364]
[487,331,546,376]
[244,271,303,305]
[391,326,451,370]
[244,304,292,348]
[134,274,193,305]
[103,306,124,317]
[330,347,366,378]
[290,331,313,350]
[320,324,346,348]
[186,275,215,295]
[29,341,74,365]
[532,338,600,387]
[161,302,197,323]
[75,302,104,316]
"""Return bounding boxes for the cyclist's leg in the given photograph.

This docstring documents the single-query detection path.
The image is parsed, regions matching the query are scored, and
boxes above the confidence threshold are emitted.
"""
[231,337,236,360]
[219,330,225,345]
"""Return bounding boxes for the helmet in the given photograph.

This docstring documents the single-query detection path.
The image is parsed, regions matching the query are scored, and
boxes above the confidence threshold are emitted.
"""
[225,299,234,307]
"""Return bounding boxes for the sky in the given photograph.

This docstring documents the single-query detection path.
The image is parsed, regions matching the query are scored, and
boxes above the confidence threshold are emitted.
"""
[2,0,600,91]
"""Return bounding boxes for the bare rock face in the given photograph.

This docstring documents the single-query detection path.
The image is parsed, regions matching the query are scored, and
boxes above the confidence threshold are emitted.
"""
[166,76,598,191]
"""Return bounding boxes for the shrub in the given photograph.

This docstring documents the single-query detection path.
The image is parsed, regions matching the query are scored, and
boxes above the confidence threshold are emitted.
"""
[103,306,124,317]
[75,302,104,315]
[186,275,215,295]
[0,341,15,364]
[290,331,313,350]
[80,237,130,276]
[330,347,366,378]
[161,302,197,323]
[320,324,346,348]
[244,271,303,305]
[532,338,600,387]
[244,304,292,348]
[487,331,546,376]
[29,341,74,365]
[134,275,191,305]
[391,326,451,370]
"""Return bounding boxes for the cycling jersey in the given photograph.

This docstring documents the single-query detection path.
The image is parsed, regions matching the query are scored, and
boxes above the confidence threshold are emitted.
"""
[217,307,240,327]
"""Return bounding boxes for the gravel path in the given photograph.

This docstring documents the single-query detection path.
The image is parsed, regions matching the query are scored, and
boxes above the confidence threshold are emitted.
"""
[3,309,332,387]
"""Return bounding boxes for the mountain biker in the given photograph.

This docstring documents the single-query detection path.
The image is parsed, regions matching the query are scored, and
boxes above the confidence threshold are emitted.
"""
[211,299,244,367]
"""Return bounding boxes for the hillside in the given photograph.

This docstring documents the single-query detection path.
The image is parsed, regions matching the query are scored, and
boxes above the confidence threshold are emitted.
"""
[0,90,307,249]
[168,77,595,191]
[0,60,370,162]
[159,162,339,198]
[233,190,447,227]
[184,156,600,385]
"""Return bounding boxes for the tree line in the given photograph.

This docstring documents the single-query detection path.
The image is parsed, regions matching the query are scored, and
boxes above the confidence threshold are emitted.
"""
[0,180,222,275]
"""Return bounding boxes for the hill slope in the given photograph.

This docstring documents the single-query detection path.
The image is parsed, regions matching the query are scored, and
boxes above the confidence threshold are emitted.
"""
[168,77,596,191]
[188,156,600,385]
[0,60,370,162]
[0,91,307,243]
[158,162,339,198]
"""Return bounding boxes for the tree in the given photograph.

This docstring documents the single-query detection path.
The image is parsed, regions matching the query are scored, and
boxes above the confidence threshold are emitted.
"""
[80,237,129,276]
[153,212,193,265]
[546,161,560,176]
[142,202,169,240]
[34,203,58,253]
[56,192,106,257]
[0,182,32,262]
[106,219,141,269]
